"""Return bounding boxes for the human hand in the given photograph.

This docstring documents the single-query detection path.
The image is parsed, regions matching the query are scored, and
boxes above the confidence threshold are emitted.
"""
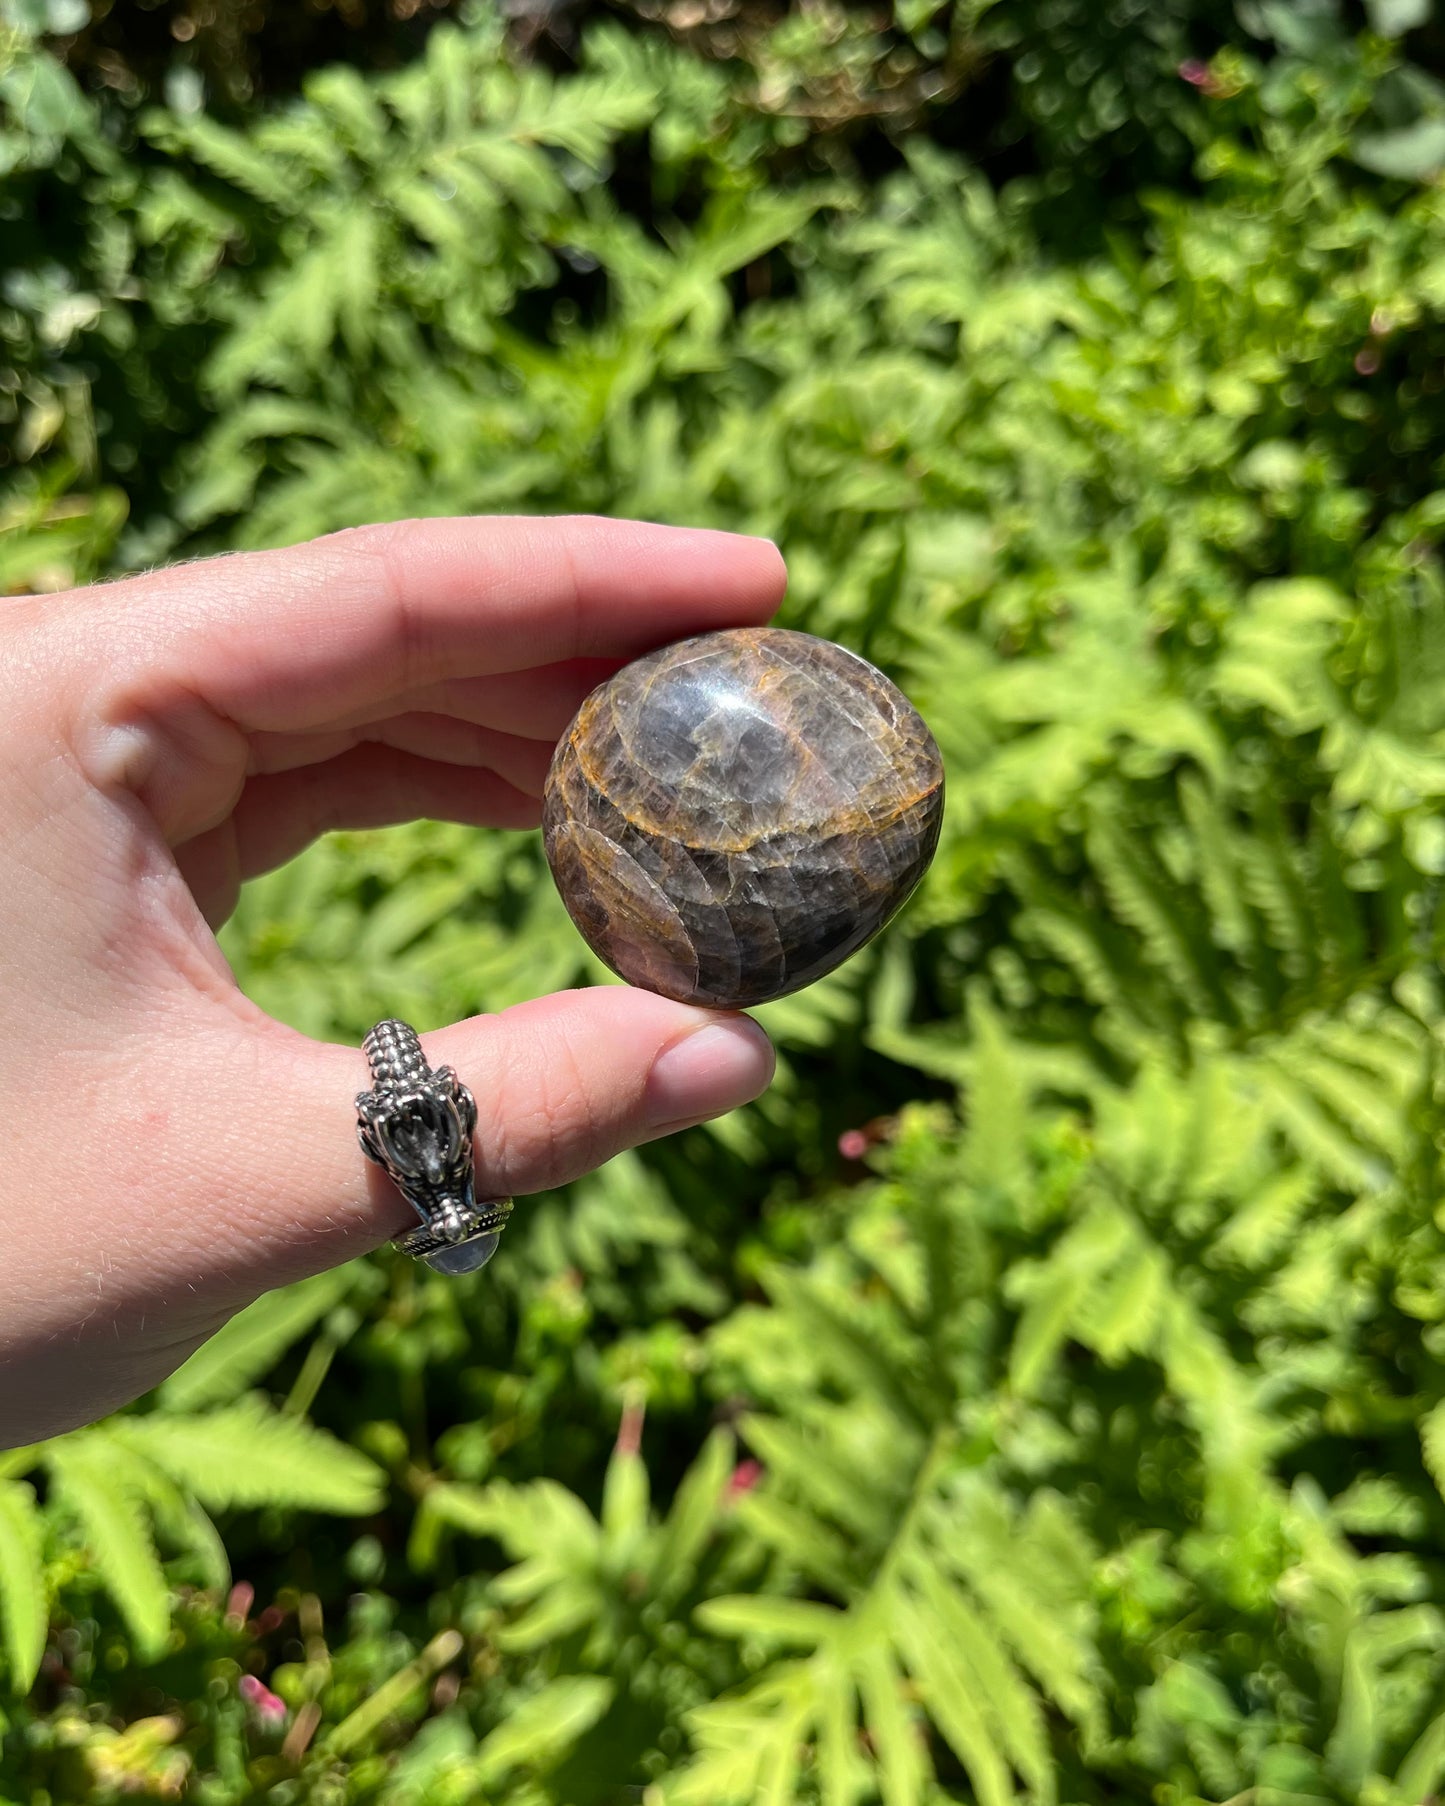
[0,517,784,1446]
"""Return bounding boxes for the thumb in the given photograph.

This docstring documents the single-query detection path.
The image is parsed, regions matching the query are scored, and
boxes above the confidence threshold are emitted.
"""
[211,987,774,1289]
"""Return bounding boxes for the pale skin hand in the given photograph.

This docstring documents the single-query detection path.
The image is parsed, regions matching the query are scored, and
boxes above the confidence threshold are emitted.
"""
[0,516,783,1447]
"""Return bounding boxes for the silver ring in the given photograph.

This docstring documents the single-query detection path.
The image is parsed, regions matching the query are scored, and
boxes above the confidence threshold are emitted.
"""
[355,1019,513,1274]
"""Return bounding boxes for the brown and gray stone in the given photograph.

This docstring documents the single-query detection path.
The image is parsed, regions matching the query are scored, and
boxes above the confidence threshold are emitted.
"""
[541,627,945,1008]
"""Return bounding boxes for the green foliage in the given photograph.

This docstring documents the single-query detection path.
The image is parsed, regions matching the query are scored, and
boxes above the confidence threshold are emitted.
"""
[0,1484,45,1697]
[12,3,1445,1804]
[0,1394,381,1702]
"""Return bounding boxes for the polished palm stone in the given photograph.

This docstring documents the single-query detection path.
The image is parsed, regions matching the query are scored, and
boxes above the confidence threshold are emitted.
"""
[542,627,944,1009]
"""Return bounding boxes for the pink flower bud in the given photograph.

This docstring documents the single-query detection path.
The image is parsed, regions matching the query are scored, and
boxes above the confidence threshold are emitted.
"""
[616,1396,646,1457]
[225,1582,254,1626]
[1178,59,1211,87]
[726,1458,764,1501]
[838,1129,870,1161]
[239,1674,288,1731]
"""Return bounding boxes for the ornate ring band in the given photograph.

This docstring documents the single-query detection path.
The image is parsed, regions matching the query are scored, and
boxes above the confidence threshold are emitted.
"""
[355,1018,514,1274]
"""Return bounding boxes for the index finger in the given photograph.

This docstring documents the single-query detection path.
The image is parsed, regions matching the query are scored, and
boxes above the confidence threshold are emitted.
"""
[72,516,786,735]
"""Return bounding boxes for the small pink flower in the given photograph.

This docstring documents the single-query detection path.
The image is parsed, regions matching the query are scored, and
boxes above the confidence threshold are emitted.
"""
[1178,58,1232,97]
[838,1116,897,1161]
[225,1582,254,1626]
[1356,344,1382,375]
[239,1674,288,1732]
[726,1459,764,1502]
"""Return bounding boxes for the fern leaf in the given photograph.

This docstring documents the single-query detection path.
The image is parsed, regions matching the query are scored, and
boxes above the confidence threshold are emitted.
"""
[303,65,390,155]
[94,1435,230,1597]
[1019,1490,1098,1600]
[910,1563,1054,1801]
[1394,1698,1445,1803]
[471,1676,614,1785]
[158,1266,358,1411]
[676,1669,816,1806]
[652,1429,732,1595]
[1178,772,1254,955]
[1175,1055,1256,1207]
[1086,812,1217,1015]
[963,991,1031,1205]
[757,1690,812,1806]
[141,112,300,206]
[1157,1296,1278,1531]
[765,1272,927,1432]
[1017,905,1133,1018]
[695,1596,845,1648]
[1214,579,1345,730]
[600,1441,650,1551]
[1284,1042,1409,1165]
[1006,1203,1134,1395]
[732,1492,858,1599]
[1324,1624,1383,1796]
[1083,1238,1167,1365]
[496,1584,603,1652]
[855,1641,929,1806]
[1314,1010,1425,1097]
[0,1480,47,1694]
[1257,1062,1387,1192]
[941,1485,1103,1738]
[112,1398,384,1514]
[1240,811,1318,981]
[893,1590,1012,1806]
[422,1478,602,1564]
[740,1416,897,1548]
[1331,1475,1427,1539]
[1210,1164,1318,1268]
[490,1555,558,1606]
[46,1439,170,1659]
[1420,1400,1445,1504]
[816,1651,870,1806]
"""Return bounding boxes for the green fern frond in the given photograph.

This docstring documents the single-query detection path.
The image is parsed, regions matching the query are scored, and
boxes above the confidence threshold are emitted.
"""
[158,1265,362,1411]
[471,1677,616,1789]
[0,1479,47,1695]
[46,1438,171,1660]
[109,1397,385,1515]
[1419,1399,1445,1505]
[1086,812,1219,1017]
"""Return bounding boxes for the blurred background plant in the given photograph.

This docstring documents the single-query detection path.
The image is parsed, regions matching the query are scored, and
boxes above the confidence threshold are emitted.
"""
[9,0,1445,1801]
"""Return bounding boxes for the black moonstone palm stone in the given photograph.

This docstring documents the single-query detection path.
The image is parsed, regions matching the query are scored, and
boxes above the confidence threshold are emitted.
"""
[541,627,945,1009]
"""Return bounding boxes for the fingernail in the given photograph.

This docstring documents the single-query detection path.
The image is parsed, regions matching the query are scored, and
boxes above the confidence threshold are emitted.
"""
[645,1016,775,1128]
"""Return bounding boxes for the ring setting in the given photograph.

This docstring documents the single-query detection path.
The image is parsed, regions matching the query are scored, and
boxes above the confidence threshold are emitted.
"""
[356,1018,513,1274]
